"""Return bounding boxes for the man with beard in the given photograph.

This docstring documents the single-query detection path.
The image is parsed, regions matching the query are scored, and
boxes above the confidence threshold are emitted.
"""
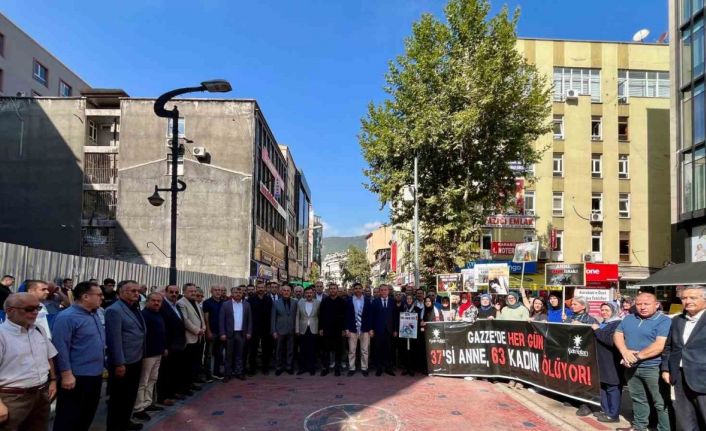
[319,283,346,376]
[247,281,273,375]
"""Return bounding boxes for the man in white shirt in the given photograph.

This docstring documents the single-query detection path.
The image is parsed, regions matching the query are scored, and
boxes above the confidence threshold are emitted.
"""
[0,293,58,430]
[661,285,706,431]
[314,281,326,302]
[220,287,252,382]
[345,283,372,376]
[26,280,52,339]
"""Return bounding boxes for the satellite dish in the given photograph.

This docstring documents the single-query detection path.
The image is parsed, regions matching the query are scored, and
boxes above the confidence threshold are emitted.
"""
[632,29,650,42]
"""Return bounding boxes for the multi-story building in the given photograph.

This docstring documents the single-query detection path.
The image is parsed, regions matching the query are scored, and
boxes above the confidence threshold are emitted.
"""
[482,39,671,289]
[0,13,89,97]
[669,0,706,264]
[295,169,312,279]
[312,214,323,268]
[279,145,301,279]
[323,251,347,286]
[0,92,313,282]
[366,224,392,286]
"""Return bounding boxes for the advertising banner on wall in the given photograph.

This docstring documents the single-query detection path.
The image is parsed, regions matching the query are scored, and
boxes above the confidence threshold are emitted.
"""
[545,263,585,287]
[425,320,600,405]
[437,274,461,292]
[483,215,536,229]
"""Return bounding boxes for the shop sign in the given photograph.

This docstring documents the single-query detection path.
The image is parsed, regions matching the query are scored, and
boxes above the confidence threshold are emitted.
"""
[484,214,536,229]
[584,263,619,286]
[491,241,518,256]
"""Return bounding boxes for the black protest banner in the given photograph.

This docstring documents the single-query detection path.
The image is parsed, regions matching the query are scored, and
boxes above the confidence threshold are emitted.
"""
[425,320,600,405]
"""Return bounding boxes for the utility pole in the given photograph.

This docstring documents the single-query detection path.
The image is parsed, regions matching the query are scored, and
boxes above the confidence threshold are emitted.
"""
[414,155,420,289]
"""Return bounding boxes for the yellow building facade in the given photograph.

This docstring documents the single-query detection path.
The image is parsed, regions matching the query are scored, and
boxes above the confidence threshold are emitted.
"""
[485,39,671,286]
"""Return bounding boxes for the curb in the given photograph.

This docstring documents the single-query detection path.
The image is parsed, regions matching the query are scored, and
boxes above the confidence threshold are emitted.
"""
[494,383,588,431]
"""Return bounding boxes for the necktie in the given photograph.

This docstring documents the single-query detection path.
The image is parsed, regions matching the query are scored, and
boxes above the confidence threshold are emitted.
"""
[355,300,362,333]
[383,299,387,308]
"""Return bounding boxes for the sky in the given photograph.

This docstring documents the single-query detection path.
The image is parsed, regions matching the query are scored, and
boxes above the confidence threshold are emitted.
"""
[2,0,668,237]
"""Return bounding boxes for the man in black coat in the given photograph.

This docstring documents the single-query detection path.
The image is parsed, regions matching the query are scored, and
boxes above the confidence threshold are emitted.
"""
[156,285,187,405]
[369,284,399,376]
[661,285,706,431]
[246,281,273,375]
[319,283,346,376]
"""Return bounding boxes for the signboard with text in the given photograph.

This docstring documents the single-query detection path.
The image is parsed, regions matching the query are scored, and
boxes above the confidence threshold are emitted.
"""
[483,215,536,229]
[399,312,419,339]
[545,263,585,287]
[574,288,613,318]
[466,260,537,275]
[426,320,599,405]
[491,241,519,256]
[584,263,619,286]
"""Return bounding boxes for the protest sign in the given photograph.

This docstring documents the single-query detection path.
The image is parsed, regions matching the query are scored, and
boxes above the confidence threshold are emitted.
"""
[425,320,599,405]
[437,274,460,292]
[399,312,419,339]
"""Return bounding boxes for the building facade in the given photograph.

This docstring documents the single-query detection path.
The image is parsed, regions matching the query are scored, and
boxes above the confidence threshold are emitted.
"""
[366,224,392,286]
[669,0,706,264]
[0,13,90,97]
[323,251,347,286]
[481,39,671,288]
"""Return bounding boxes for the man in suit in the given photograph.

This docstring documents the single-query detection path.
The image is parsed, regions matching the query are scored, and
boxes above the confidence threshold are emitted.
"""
[220,286,252,382]
[662,285,706,431]
[177,284,206,390]
[105,280,146,431]
[369,284,398,376]
[271,285,296,375]
[295,286,320,375]
[268,282,280,302]
[247,281,273,375]
[345,282,372,376]
[157,285,187,405]
[319,283,346,376]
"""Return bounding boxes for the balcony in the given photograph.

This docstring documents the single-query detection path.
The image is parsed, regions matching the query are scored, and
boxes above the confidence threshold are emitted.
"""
[84,153,118,186]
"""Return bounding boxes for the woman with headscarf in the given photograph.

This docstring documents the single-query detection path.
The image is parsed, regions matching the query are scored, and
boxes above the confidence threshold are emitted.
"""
[420,296,444,373]
[528,297,547,322]
[498,292,529,321]
[457,292,472,320]
[589,302,624,423]
[440,296,457,321]
[458,296,478,323]
[398,294,422,376]
[477,294,496,319]
[547,293,571,323]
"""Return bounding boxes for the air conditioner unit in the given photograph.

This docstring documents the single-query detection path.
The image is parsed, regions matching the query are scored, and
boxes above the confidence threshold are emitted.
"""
[618,96,628,104]
[565,89,579,99]
[582,253,594,263]
[538,250,549,260]
[591,252,603,262]
[192,147,207,157]
[590,212,603,222]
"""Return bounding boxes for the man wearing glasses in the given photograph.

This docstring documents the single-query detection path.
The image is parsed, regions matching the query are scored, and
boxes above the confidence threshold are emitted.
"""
[0,292,58,430]
[52,281,105,431]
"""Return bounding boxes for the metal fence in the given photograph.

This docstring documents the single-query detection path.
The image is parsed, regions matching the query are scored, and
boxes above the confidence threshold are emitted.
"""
[0,241,247,290]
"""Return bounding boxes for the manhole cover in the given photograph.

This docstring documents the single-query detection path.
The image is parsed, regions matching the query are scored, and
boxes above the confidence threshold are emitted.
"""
[304,404,401,431]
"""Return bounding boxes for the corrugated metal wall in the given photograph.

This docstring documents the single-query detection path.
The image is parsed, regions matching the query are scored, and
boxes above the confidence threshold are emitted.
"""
[0,241,247,289]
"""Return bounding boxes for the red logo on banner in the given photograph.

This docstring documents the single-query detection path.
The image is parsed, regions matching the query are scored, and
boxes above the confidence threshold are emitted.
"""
[585,263,619,286]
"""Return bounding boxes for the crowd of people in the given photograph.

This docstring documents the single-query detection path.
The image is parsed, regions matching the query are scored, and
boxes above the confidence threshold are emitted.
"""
[0,273,704,431]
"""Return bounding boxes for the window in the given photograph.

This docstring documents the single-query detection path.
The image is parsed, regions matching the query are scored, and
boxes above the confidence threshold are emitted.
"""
[592,232,602,253]
[689,146,706,211]
[591,193,603,214]
[694,83,705,145]
[88,121,97,144]
[481,233,492,250]
[0,68,3,93]
[683,27,693,85]
[619,232,630,262]
[553,153,563,177]
[591,116,602,140]
[683,88,693,149]
[0,32,4,57]
[32,60,48,86]
[166,117,185,138]
[553,67,601,102]
[618,116,629,141]
[552,192,564,217]
[166,153,184,176]
[553,230,563,251]
[524,191,535,215]
[618,155,629,179]
[591,154,602,178]
[553,115,564,139]
[684,150,694,212]
[618,70,670,99]
[619,193,631,218]
[59,80,72,97]
[694,18,705,78]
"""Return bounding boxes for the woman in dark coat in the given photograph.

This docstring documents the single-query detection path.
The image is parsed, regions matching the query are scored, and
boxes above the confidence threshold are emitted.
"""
[398,294,422,376]
[591,302,623,423]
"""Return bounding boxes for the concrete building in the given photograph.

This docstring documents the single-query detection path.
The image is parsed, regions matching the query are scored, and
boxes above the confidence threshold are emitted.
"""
[0,13,89,97]
[482,39,671,288]
[0,93,314,282]
[669,0,706,265]
[323,251,347,286]
[366,225,392,286]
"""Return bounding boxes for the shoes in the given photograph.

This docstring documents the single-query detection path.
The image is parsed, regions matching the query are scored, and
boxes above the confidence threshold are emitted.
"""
[146,404,164,412]
[384,369,396,376]
[347,370,355,377]
[334,369,341,377]
[320,369,329,376]
[362,370,369,377]
[223,376,231,383]
[237,374,246,381]
[173,394,186,400]
[286,369,294,375]
[158,399,175,406]
[375,370,383,376]
[275,370,283,376]
[576,404,592,417]
[126,422,144,430]
[204,377,215,383]
[596,413,619,423]
[133,411,151,421]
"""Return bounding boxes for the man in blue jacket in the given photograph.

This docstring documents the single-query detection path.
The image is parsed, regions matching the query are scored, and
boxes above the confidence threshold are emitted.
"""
[345,282,372,376]
[105,280,146,431]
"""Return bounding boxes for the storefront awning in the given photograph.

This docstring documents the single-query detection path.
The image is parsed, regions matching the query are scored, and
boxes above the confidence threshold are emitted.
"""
[635,262,706,287]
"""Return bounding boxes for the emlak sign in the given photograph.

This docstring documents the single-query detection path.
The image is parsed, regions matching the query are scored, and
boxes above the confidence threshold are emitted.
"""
[584,263,619,287]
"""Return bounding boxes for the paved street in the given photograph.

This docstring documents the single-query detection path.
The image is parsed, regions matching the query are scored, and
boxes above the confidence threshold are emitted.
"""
[82,375,634,431]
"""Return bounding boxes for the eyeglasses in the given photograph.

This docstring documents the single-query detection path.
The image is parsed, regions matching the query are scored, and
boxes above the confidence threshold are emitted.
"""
[10,306,42,313]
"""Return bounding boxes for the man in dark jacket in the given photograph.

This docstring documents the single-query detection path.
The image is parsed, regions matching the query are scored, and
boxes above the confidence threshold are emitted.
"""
[247,281,273,375]
[369,284,399,376]
[133,293,167,421]
[319,283,346,376]
[157,285,187,405]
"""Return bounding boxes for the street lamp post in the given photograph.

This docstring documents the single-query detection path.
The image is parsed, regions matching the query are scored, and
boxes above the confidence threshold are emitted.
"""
[149,80,232,285]
[413,155,419,289]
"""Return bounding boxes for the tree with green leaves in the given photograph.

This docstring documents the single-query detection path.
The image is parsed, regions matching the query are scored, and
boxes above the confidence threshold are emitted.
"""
[309,262,321,282]
[359,0,551,275]
[341,246,371,285]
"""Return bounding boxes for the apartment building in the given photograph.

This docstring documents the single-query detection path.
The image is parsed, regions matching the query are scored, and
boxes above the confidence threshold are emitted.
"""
[481,39,671,288]
[0,13,89,97]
